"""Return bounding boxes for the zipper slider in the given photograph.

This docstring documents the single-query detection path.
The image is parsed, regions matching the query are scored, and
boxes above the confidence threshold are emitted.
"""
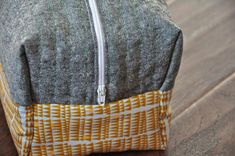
[97,85,106,106]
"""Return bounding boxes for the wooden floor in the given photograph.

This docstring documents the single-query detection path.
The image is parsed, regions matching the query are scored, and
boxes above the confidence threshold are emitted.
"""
[0,0,235,155]
[166,0,235,155]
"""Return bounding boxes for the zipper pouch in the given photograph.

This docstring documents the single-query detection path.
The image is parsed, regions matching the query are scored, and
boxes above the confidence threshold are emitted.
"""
[0,0,182,155]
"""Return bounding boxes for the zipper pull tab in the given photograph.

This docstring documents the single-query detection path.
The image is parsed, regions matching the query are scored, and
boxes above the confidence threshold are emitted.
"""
[97,85,106,106]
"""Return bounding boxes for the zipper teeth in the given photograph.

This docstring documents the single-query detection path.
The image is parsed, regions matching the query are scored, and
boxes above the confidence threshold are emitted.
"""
[88,0,106,105]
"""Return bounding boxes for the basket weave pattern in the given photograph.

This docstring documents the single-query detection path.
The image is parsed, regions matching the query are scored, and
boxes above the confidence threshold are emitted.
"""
[0,64,172,156]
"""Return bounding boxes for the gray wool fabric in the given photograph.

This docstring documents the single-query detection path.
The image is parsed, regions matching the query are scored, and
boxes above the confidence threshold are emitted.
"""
[0,0,183,106]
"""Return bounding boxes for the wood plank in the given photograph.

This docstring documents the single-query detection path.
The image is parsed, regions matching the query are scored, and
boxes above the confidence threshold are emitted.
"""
[173,35,235,118]
[174,0,235,44]
[168,0,222,25]
[167,73,235,156]
[169,0,235,118]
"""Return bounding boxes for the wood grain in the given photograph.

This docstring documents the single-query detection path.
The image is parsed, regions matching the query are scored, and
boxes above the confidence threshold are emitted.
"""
[167,73,235,156]
[169,0,235,118]
[167,0,235,155]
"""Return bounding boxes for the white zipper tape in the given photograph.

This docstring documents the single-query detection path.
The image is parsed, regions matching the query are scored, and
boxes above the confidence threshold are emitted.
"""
[88,0,106,105]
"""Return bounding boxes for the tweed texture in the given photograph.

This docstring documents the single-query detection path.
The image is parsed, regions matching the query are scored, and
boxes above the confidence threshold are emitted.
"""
[0,64,172,156]
[0,0,183,106]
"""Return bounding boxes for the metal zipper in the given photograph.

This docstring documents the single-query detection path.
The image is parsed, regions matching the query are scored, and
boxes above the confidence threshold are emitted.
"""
[88,0,106,105]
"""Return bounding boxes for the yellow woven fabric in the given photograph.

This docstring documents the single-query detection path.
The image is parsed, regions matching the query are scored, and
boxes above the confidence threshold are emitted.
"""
[0,64,172,156]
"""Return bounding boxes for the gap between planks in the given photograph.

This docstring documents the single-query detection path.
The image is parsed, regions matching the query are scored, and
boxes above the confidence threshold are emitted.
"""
[172,71,235,123]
